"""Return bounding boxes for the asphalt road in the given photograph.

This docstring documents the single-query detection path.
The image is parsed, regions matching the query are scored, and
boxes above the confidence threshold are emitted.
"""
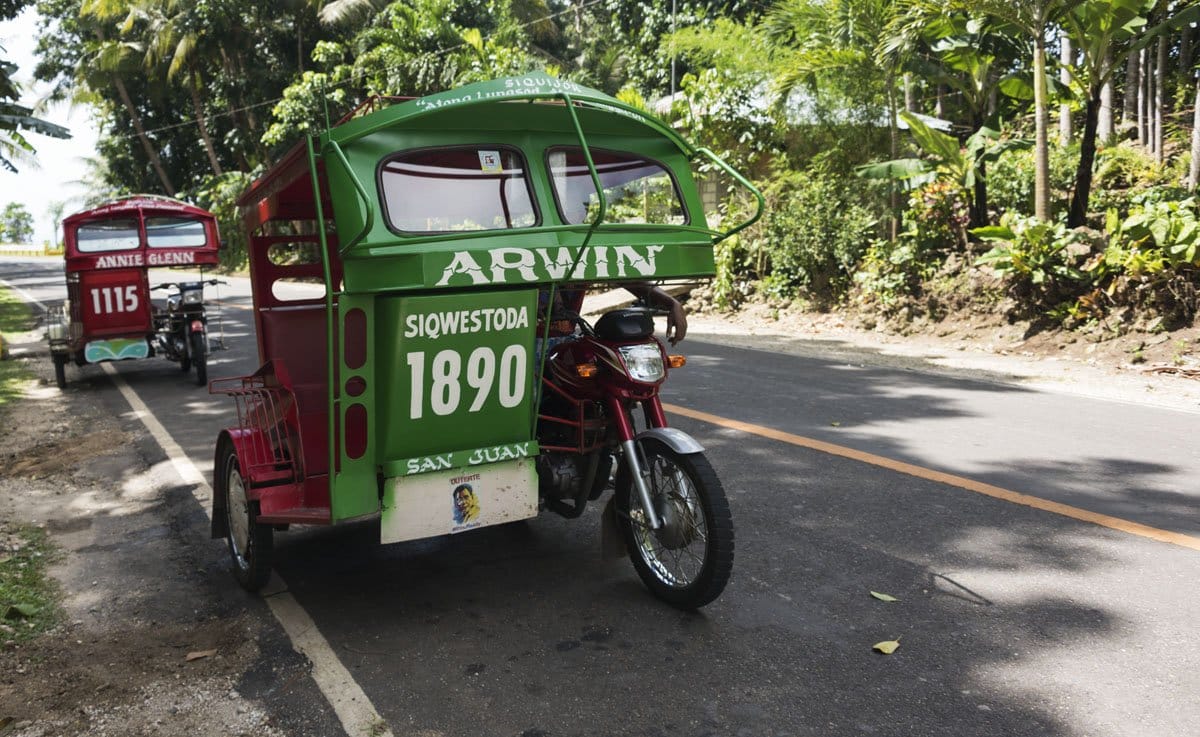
[4,256,1199,737]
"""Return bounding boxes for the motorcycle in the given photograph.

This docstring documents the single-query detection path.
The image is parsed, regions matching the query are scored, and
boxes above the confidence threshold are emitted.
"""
[151,279,226,386]
[536,302,734,609]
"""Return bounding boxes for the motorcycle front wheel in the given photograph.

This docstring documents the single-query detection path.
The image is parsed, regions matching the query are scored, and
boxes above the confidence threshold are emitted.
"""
[616,438,734,610]
[191,332,207,386]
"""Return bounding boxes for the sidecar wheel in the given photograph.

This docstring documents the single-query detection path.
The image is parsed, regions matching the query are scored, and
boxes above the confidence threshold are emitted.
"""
[191,333,207,386]
[616,439,733,610]
[217,439,273,591]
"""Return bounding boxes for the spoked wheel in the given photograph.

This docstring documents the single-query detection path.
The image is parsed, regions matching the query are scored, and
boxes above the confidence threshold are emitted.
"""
[616,438,734,610]
[216,439,273,591]
[52,353,67,389]
[191,333,207,386]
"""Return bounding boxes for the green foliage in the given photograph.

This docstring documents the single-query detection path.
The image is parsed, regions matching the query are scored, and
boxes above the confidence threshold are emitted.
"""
[1103,198,1200,274]
[0,58,71,173]
[264,0,542,149]
[184,171,255,271]
[858,112,1031,198]
[753,170,878,304]
[0,524,62,643]
[0,202,34,243]
[975,214,1093,308]
[986,141,1078,219]
[852,182,969,308]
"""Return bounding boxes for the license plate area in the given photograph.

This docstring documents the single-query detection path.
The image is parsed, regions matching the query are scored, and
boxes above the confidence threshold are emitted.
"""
[380,458,536,544]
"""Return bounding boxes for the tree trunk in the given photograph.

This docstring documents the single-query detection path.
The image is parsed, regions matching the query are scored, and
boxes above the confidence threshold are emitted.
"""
[1069,95,1100,229]
[887,79,900,240]
[1189,75,1200,192]
[1034,34,1051,221]
[1060,36,1073,146]
[111,75,176,196]
[903,73,915,112]
[1155,35,1166,164]
[972,158,989,229]
[1099,48,1114,144]
[189,66,224,177]
[1138,46,1149,146]
[1123,45,1139,128]
[1183,22,1193,76]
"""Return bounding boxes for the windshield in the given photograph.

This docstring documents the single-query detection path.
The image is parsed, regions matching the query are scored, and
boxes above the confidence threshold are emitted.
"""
[76,218,140,252]
[548,147,687,226]
[379,147,538,232]
[146,216,208,248]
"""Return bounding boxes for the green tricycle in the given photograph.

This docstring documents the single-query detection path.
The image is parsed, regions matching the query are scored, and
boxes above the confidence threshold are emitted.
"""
[210,74,762,609]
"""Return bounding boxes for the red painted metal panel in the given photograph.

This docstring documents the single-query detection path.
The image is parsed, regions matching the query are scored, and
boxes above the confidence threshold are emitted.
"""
[77,268,152,336]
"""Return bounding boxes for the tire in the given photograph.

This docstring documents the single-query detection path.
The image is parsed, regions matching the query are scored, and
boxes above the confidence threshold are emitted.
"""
[616,438,734,610]
[191,332,207,386]
[216,438,273,591]
[52,353,67,389]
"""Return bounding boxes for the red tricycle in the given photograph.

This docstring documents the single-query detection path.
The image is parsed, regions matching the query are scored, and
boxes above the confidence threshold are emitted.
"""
[46,195,223,388]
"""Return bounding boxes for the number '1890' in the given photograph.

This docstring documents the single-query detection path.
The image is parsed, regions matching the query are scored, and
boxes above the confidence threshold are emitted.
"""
[405,345,527,419]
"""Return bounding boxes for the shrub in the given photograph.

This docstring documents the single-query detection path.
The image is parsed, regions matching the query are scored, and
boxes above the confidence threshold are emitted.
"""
[755,170,879,306]
[185,171,256,272]
[974,214,1094,312]
[986,143,1077,220]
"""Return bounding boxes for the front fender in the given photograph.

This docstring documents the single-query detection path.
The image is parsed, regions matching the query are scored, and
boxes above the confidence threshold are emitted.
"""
[211,428,264,539]
[635,427,704,455]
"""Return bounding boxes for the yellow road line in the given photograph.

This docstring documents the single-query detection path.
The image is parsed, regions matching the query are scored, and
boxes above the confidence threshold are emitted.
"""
[664,403,1200,553]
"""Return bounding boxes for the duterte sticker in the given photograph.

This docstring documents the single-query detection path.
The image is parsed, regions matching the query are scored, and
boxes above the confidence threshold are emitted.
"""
[478,150,503,173]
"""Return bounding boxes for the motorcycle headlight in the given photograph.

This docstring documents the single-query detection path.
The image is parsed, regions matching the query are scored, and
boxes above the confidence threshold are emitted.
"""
[182,290,203,305]
[617,343,665,383]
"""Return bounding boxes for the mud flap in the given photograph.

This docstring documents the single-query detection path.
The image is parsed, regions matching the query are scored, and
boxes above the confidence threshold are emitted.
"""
[600,496,626,561]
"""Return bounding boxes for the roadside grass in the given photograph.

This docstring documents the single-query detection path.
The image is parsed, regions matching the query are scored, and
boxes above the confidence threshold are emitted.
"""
[0,286,34,416]
[0,288,61,642]
[0,524,62,644]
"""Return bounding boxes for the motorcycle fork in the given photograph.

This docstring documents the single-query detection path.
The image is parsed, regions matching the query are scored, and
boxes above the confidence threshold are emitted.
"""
[608,396,663,531]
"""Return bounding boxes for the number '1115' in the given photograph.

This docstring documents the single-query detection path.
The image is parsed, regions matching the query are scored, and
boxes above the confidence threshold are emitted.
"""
[90,285,139,314]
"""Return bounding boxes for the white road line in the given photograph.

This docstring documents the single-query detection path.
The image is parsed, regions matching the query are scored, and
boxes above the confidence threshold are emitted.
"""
[0,276,49,311]
[100,362,396,737]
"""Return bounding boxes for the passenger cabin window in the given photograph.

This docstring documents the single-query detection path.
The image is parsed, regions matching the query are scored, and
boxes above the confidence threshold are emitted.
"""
[75,218,140,252]
[379,147,537,232]
[548,147,687,226]
[146,216,208,248]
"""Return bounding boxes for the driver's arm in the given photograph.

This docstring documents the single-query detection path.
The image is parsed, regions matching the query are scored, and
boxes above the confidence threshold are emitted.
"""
[624,283,687,345]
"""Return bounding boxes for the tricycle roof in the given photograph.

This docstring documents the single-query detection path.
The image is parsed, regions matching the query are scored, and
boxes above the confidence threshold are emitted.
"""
[62,195,221,269]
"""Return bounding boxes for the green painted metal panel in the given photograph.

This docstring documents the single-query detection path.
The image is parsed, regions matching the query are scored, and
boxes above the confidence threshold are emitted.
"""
[374,288,538,466]
[330,292,379,522]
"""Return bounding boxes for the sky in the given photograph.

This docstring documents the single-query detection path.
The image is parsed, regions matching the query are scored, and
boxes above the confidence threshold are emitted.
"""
[0,6,100,246]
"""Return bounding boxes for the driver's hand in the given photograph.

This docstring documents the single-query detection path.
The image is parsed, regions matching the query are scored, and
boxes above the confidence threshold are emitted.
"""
[665,299,687,345]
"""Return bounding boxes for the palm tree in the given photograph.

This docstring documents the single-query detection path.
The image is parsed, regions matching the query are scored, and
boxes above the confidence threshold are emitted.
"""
[73,27,177,195]
[951,0,1084,222]
[89,0,225,177]
[766,0,907,235]
[1060,0,1200,226]
[881,3,1027,226]
[0,60,70,173]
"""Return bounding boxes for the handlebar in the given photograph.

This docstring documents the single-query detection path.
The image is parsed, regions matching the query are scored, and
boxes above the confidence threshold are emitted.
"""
[152,278,228,290]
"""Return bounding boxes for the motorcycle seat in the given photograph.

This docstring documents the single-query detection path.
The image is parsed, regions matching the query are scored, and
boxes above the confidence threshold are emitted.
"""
[594,309,654,341]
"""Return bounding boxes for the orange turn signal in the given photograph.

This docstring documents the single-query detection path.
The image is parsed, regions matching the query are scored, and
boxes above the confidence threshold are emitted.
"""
[667,355,687,368]
[575,363,599,378]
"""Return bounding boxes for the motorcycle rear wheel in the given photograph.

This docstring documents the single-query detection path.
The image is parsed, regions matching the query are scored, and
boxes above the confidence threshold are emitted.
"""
[191,333,207,386]
[616,438,734,610]
[216,438,273,592]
